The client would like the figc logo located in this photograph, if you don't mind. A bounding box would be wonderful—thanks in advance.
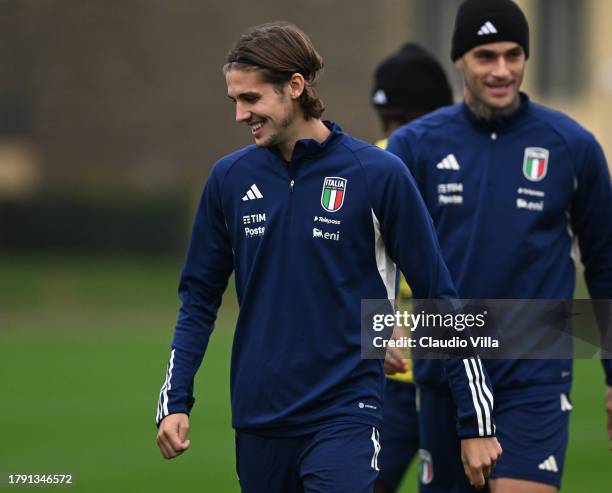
[321,177,347,213]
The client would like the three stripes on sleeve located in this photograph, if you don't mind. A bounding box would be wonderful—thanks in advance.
[156,349,175,425]
[463,357,495,436]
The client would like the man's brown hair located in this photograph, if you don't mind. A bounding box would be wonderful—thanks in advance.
[225,22,325,120]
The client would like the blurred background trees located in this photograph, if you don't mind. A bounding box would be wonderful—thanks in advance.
[2,0,611,254]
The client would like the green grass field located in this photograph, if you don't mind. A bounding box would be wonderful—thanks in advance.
[0,256,609,492]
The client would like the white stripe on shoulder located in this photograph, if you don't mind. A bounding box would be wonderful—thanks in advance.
[370,210,397,300]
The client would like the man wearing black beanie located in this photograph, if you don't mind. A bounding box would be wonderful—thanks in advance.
[387,0,612,492]
[372,43,454,142]
[451,0,529,63]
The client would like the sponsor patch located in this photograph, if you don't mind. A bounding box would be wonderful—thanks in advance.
[313,227,340,242]
[516,198,544,211]
[313,215,341,225]
[244,226,265,238]
[439,195,463,205]
[243,213,266,225]
[517,187,545,198]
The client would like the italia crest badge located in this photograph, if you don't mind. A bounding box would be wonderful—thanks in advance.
[418,449,434,485]
[321,177,347,212]
[522,147,549,182]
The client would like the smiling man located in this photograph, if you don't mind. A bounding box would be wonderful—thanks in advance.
[387,1,612,492]
[154,22,501,493]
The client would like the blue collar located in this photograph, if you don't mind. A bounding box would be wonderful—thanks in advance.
[269,120,344,162]
[462,92,530,132]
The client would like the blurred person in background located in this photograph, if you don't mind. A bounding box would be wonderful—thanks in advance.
[370,43,454,493]
[387,0,612,492]
[372,43,454,148]
[154,21,501,493]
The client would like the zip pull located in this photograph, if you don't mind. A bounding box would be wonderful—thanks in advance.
[290,179,295,190]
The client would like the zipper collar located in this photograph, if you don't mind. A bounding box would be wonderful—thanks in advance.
[269,121,344,162]
[461,92,530,133]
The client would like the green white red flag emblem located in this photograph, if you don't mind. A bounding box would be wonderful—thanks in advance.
[418,449,434,485]
[321,177,347,212]
[523,147,549,182]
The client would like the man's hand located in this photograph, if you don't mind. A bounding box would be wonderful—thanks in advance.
[384,346,408,375]
[384,326,409,375]
[156,413,191,459]
[606,386,612,450]
[460,436,502,488]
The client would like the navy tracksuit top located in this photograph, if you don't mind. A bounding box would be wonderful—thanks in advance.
[387,94,612,392]
[156,122,495,439]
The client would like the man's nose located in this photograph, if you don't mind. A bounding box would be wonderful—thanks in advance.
[235,102,251,123]
[492,57,511,78]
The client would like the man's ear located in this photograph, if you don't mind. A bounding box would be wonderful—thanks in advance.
[455,57,465,70]
[287,73,305,99]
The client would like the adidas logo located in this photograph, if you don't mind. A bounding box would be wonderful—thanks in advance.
[478,21,498,35]
[242,184,263,201]
[436,154,460,170]
[560,393,573,412]
[538,455,559,473]
[372,89,387,105]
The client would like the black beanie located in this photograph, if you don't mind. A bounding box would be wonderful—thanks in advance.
[372,43,453,113]
[451,0,529,61]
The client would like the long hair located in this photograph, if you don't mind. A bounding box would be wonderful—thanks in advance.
[224,22,325,120]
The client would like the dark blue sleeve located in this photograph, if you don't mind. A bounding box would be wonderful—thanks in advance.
[363,148,496,438]
[387,129,420,183]
[570,139,612,386]
[364,151,452,300]
[571,139,612,298]
[156,166,234,425]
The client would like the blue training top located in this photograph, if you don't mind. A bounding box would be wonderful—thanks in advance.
[387,93,612,391]
[156,121,495,439]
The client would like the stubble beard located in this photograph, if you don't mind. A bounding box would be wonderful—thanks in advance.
[260,103,297,148]
[465,77,520,121]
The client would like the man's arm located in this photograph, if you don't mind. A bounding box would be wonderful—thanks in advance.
[361,147,501,486]
[571,140,612,301]
[570,138,612,447]
[155,165,234,458]
[364,147,494,434]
